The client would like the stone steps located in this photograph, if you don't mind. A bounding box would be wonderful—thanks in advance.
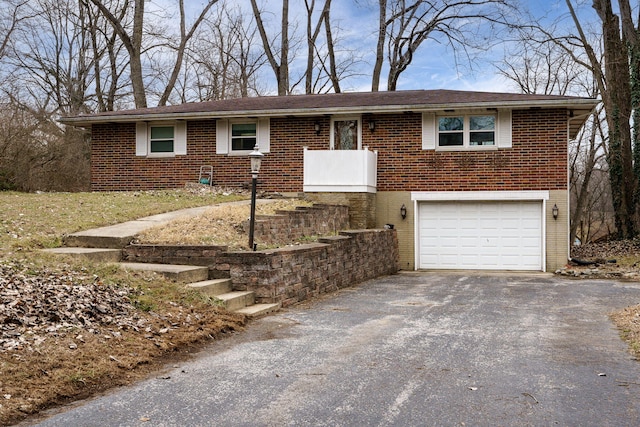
[42,247,122,263]
[235,303,282,317]
[187,278,233,295]
[42,250,281,317]
[42,201,286,318]
[119,262,210,283]
[186,278,281,317]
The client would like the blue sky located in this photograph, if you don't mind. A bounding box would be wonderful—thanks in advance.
[177,0,594,95]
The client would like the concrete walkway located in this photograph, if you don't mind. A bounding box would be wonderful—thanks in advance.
[40,199,284,256]
[29,272,640,426]
[63,199,273,247]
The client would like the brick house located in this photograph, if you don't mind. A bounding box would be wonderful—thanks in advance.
[61,89,598,272]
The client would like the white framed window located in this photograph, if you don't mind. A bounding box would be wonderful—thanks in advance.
[216,118,270,155]
[437,114,496,149]
[330,116,362,150]
[230,121,257,153]
[135,121,186,157]
[422,110,512,150]
[149,125,175,153]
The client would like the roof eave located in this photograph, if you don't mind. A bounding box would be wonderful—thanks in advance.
[59,98,600,127]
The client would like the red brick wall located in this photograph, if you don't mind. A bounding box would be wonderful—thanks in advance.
[90,109,567,192]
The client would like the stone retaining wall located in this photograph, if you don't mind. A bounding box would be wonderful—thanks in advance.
[122,244,229,265]
[252,204,349,245]
[215,229,398,307]
[122,244,230,277]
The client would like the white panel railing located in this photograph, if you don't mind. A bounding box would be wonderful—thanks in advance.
[303,147,377,193]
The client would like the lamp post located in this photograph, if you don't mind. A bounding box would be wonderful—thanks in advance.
[248,145,264,251]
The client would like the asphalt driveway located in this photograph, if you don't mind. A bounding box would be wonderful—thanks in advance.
[30,272,640,426]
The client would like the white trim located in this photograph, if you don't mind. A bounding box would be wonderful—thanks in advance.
[411,190,550,201]
[64,97,598,127]
[147,122,178,158]
[136,121,186,157]
[257,117,270,153]
[542,199,547,271]
[412,190,549,272]
[304,184,376,193]
[216,118,271,155]
[422,112,436,150]
[135,122,148,156]
[174,121,187,155]
[435,113,498,151]
[216,119,229,154]
[330,115,362,150]
[497,109,512,148]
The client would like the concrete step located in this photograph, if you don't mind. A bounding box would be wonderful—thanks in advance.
[41,247,122,263]
[235,303,282,318]
[119,262,209,283]
[63,234,134,249]
[216,291,255,312]
[186,278,233,296]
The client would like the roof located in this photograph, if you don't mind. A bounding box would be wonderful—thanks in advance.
[60,89,598,137]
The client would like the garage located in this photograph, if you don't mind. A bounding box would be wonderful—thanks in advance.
[417,200,544,271]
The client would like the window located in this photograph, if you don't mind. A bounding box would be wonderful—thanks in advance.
[331,116,361,150]
[437,115,496,149]
[231,122,257,151]
[135,121,186,157]
[149,125,174,153]
[215,118,270,155]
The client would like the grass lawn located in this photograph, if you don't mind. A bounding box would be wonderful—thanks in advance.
[0,189,254,426]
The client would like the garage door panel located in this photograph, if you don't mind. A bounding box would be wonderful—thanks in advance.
[418,201,542,271]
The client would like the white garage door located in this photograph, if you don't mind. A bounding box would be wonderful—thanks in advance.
[418,201,543,270]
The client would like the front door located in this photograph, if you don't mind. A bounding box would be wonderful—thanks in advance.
[333,119,358,150]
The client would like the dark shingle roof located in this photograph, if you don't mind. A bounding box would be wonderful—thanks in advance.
[61,89,598,128]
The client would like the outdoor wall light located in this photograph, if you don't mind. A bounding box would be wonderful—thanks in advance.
[552,204,559,220]
[369,120,376,132]
[314,121,321,135]
[400,204,407,220]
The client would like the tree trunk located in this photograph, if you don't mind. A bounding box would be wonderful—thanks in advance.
[88,0,147,108]
[371,0,387,92]
[157,0,218,106]
[593,0,635,238]
[250,0,289,95]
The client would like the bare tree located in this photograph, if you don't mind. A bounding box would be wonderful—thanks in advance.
[250,0,291,95]
[304,0,342,94]
[497,30,606,245]
[561,0,636,239]
[0,0,94,191]
[156,0,219,106]
[0,1,32,62]
[569,108,608,244]
[81,0,129,112]
[371,0,387,91]
[88,0,218,108]
[87,0,147,108]
[187,3,266,100]
[372,0,514,91]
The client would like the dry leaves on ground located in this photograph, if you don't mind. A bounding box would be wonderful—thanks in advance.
[0,260,246,425]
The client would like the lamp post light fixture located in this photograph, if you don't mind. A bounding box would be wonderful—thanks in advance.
[248,145,264,251]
